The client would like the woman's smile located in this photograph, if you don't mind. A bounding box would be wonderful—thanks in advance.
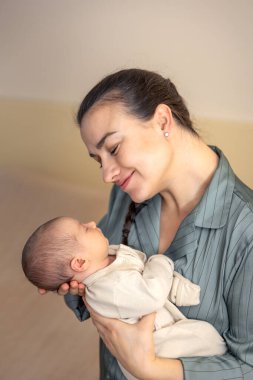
[116,171,135,191]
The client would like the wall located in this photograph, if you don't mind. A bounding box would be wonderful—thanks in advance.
[1,1,252,190]
[0,98,109,193]
[1,0,253,122]
[1,97,253,190]
[199,118,253,187]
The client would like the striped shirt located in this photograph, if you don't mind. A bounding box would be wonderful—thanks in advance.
[65,146,253,380]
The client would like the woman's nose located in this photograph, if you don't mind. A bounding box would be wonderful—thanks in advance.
[102,161,120,183]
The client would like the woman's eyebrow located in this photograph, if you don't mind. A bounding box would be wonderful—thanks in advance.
[96,131,116,149]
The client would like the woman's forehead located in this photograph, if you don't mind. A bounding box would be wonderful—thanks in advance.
[80,102,135,142]
[82,102,127,127]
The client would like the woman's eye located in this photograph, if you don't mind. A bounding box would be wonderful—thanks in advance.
[93,156,102,168]
[110,145,119,155]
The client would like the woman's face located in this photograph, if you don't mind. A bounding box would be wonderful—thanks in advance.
[80,102,173,203]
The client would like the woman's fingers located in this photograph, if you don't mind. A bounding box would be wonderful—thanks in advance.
[57,281,85,296]
[77,282,85,296]
[138,312,156,331]
[57,282,70,296]
[38,288,47,295]
[82,297,157,378]
[38,282,85,297]
[68,280,78,295]
[57,282,85,296]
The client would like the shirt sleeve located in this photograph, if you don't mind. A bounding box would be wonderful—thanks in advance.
[64,293,90,321]
[114,255,174,318]
[180,240,253,380]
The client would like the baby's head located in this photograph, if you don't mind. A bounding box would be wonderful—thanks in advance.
[22,216,109,291]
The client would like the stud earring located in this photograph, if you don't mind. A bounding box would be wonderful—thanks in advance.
[164,132,169,138]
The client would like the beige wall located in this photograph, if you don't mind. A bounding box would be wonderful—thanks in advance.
[0,98,110,193]
[1,98,253,190]
[198,118,253,188]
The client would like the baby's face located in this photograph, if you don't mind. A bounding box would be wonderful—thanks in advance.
[59,218,109,262]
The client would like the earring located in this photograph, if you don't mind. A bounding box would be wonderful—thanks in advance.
[164,132,169,138]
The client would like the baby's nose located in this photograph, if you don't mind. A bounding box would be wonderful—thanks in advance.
[87,221,96,228]
[81,221,96,229]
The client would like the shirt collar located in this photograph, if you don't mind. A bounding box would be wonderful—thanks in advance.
[128,146,235,259]
[194,146,235,229]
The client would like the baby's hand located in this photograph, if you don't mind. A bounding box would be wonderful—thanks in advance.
[38,281,85,297]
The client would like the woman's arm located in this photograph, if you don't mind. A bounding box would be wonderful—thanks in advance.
[84,242,253,380]
[85,299,184,380]
[180,240,253,380]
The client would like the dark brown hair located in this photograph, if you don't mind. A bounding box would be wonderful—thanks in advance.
[77,68,198,245]
[22,217,76,291]
[77,68,196,134]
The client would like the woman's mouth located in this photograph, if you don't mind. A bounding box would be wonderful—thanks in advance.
[117,172,135,190]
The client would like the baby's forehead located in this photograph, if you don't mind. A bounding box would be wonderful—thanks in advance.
[55,217,79,232]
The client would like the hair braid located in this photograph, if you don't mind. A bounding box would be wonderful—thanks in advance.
[121,201,137,245]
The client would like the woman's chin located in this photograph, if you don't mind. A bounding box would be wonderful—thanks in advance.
[127,189,150,204]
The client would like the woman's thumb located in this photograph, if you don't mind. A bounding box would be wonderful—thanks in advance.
[139,312,156,330]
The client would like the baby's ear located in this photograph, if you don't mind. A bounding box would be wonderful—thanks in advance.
[70,257,88,272]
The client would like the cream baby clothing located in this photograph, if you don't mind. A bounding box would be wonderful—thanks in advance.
[84,244,226,380]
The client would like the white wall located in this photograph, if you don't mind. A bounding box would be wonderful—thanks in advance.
[0,0,253,122]
[0,0,253,189]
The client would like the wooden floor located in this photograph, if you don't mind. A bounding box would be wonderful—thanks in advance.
[0,169,109,380]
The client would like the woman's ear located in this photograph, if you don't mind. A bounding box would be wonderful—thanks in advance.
[70,256,89,272]
[154,104,173,135]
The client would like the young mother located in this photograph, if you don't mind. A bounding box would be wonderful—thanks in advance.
[43,69,253,379]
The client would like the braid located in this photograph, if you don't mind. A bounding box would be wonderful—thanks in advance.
[121,202,137,245]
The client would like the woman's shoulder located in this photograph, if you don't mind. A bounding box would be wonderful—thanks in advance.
[234,176,253,213]
[228,176,253,247]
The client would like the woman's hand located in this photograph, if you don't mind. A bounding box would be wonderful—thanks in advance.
[38,280,85,297]
[83,297,157,379]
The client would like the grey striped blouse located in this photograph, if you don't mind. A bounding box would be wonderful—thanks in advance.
[65,146,253,380]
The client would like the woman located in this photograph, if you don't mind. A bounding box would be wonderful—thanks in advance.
[42,69,253,379]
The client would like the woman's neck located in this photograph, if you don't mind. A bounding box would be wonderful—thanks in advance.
[160,134,219,219]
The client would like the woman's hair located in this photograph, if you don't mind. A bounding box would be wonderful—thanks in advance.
[77,68,198,245]
[77,68,196,135]
[22,217,77,291]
